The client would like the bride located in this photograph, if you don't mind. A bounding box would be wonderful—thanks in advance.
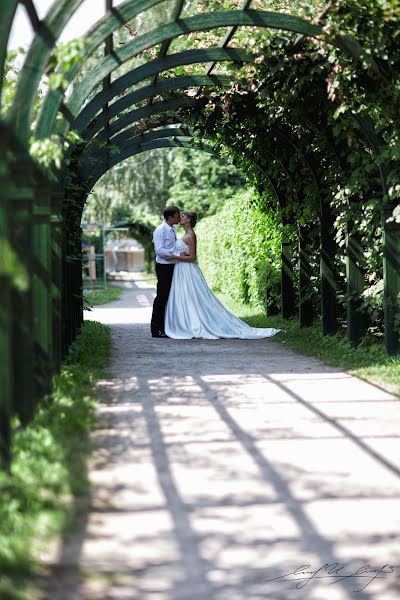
[164,211,282,340]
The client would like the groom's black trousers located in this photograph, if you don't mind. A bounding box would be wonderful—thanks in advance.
[151,262,175,335]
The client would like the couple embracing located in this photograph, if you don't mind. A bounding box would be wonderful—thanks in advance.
[150,205,282,340]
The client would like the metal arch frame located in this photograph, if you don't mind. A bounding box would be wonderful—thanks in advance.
[81,138,216,199]
[78,72,356,173]
[81,71,352,170]
[76,73,359,199]
[76,88,326,204]
[79,128,303,228]
[76,61,385,196]
[81,73,233,139]
[81,124,192,173]
[80,79,237,167]
[9,0,166,141]
[74,67,350,225]
[0,0,18,100]
[85,120,319,212]
[39,9,324,140]
[79,98,333,185]
[5,1,381,146]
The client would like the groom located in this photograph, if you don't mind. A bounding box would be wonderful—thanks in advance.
[150,205,181,337]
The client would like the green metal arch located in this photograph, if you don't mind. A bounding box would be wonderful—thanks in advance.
[83,119,320,209]
[0,0,18,101]
[82,93,330,187]
[78,75,357,197]
[74,48,254,135]
[80,69,352,169]
[7,0,378,148]
[77,88,329,201]
[82,73,232,139]
[9,0,84,140]
[39,9,323,140]
[90,97,198,146]
[80,132,296,220]
[82,125,191,170]
[10,0,166,142]
[83,137,216,196]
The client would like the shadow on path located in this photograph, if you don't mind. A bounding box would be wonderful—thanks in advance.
[37,280,400,600]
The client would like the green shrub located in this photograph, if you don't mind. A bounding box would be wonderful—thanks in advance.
[0,320,111,597]
[196,188,282,309]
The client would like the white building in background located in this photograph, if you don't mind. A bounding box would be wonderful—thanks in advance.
[105,239,145,274]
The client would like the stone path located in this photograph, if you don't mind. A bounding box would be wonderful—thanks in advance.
[42,276,400,599]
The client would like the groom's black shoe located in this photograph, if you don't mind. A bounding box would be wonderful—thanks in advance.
[152,330,169,338]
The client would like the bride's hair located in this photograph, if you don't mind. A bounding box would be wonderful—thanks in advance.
[182,211,197,228]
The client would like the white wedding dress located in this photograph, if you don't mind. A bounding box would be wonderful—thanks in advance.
[165,239,282,340]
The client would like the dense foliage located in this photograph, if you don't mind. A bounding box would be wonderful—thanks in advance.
[197,189,282,308]
[175,0,400,332]
[168,148,246,216]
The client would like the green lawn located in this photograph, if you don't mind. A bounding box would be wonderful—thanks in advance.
[84,275,156,308]
[217,292,400,397]
[83,282,124,307]
[0,321,111,599]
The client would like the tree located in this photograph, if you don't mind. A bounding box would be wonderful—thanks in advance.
[168,148,246,216]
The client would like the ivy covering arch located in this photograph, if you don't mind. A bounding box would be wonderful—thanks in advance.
[1,0,399,467]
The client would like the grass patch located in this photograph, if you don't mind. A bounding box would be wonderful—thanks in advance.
[83,274,157,308]
[83,283,124,307]
[140,274,157,287]
[217,292,400,396]
[0,320,111,598]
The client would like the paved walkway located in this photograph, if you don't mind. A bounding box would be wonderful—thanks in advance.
[43,277,400,599]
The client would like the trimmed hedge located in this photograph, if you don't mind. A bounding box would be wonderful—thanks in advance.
[196,189,282,309]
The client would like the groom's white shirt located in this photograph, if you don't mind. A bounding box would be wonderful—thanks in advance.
[153,220,177,264]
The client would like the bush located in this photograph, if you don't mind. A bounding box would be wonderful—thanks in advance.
[196,188,282,309]
[0,320,111,597]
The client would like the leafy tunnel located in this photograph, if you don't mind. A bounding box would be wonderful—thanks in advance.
[1,0,399,466]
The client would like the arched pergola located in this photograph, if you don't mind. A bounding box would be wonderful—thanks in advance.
[1,0,399,468]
